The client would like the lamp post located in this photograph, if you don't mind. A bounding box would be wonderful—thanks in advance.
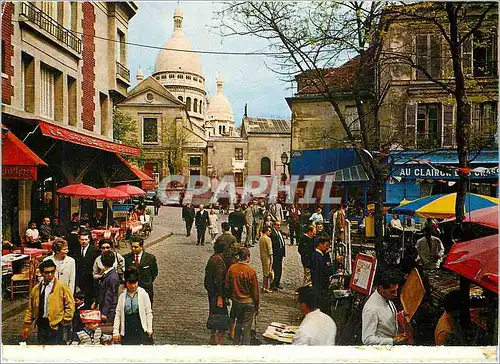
[280,151,289,183]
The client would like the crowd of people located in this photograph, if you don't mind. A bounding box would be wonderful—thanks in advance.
[17,198,485,347]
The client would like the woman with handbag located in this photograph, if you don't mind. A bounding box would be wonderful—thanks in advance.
[204,243,229,345]
[208,208,220,244]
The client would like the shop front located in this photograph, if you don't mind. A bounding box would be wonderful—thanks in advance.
[2,117,143,240]
[386,150,498,205]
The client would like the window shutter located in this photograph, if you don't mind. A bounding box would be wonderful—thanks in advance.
[430,35,441,79]
[416,34,428,80]
[462,36,473,76]
[442,104,453,147]
[406,104,416,146]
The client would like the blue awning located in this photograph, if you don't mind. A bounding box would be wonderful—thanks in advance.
[389,149,498,165]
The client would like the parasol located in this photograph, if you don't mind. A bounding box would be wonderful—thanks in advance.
[97,187,130,201]
[392,193,498,219]
[442,206,498,229]
[56,183,104,199]
[114,184,147,197]
[443,234,498,294]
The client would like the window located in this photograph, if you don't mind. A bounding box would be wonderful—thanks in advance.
[189,156,201,166]
[155,75,160,80]
[344,105,360,133]
[177,74,183,79]
[193,98,198,112]
[178,96,183,102]
[462,31,497,77]
[40,2,57,18]
[1,41,5,74]
[234,148,243,160]
[70,2,78,31]
[471,102,497,139]
[186,75,191,80]
[161,74,167,79]
[168,73,175,79]
[199,100,203,114]
[100,92,109,136]
[186,97,191,111]
[68,75,77,126]
[416,103,441,148]
[193,76,198,81]
[234,172,243,188]
[21,53,34,113]
[142,117,158,143]
[40,63,55,119]
[416,34,441,79]
[116,29,125,64]
[260,157,271,175]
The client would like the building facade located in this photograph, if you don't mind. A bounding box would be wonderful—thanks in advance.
[1,1,140,241]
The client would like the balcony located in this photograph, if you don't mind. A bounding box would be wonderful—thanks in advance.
[19,2,81,54]
[232,158,246,172]
[116,62,130,83]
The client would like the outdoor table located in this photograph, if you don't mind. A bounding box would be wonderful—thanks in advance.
[128,221,143,234]
[91,228,121,245]
[2,254,29,276]
[13,248,46,258]
[41,242,52,252]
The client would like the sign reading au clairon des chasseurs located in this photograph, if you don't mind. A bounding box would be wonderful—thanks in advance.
[393,165,499,180]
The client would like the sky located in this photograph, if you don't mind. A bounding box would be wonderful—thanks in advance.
[127,1,293,125]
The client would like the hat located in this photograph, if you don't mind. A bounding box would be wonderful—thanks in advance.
[80,309,101,323]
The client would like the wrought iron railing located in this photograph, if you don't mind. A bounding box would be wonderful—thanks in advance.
[20,2,82,54]
[116,61,130,82]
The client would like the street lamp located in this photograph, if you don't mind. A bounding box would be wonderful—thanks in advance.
[280,151,289,183]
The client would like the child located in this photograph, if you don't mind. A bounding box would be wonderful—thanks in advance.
[72,310,113,345]
[72,292,89,336]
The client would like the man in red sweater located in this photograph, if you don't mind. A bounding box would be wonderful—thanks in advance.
[224,247,259,345]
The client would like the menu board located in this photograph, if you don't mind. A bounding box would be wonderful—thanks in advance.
[349,253,377,295]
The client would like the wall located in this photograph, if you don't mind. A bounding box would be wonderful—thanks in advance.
[246,133,290,176]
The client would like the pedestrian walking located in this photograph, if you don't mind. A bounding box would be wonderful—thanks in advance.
[270,220,286,291]
[415,227,445,271]
[96,250,120,324]
[334,205,347,243]
[195,204,209,246]
[113,267,153,345]
[43,238,76,294]
[228,204,245,244]
[255,201,266,241]
[287,203,302,245]
[309,207,324,225]
[22,259,75,345]
[204,243,229,345]
[208,208,220,244]
[92,239,125,283]
[123,236,158,304]
[268,201,284,222]
[75,229,100,306]
[243,201,254,247]
[182,203,196,237]
[153,194,161,216]
[292,286,337,345]
[214,222,239,268]
[258,226,273,293]
[251,200,261,243]
[298,225,316,287]
[310,235,334,314]
[225,248,259,345]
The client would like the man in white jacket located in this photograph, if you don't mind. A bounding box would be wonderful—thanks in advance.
[113,267,153,345]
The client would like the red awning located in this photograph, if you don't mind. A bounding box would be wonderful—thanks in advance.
[444,234,498,294]
[39,121,140,157]
[2,128,47,180]
[116,154,156,191]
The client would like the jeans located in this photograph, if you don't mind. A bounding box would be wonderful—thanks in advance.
[232,302,255,345]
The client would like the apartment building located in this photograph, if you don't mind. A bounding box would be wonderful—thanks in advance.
[1,1,142,241]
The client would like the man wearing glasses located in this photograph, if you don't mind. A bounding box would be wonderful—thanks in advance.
[93,239,125,283]
[270,220,286,291]
[22,259,75,344]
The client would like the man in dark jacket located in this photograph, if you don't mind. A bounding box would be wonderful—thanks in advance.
[214,222,239,268]
[310,235,334,315]
[123,236,158,304]
[39,217,54,242]
[182,203,196,237]
[75,229,100,306]
[228,205,245,244]
[195,204,209,246]
[204,243,228,345]
[270,220,286,291]
[97,250,120,324]
[298,225,316,287]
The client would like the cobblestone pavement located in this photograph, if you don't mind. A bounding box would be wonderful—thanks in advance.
[2,206,304,346]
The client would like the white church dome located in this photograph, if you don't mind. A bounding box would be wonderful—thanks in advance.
[207,75,234,122]
[154,7,203,77]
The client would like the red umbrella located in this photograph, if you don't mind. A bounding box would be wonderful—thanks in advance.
[97,187,130,201]
[56,184,104,199]
[114,184,147,197]
[442,206,498,229]
[444,234,498,294]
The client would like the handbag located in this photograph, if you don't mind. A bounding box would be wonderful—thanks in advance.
[207,306,229,331]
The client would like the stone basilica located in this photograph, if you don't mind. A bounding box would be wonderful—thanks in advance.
[116,7,290,190]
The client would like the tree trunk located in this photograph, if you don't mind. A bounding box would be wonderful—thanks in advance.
[447,2,469,226]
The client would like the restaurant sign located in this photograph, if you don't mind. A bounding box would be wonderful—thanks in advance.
[3,165,37,180]
[40,122,140,157]
[394,165,499,180]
